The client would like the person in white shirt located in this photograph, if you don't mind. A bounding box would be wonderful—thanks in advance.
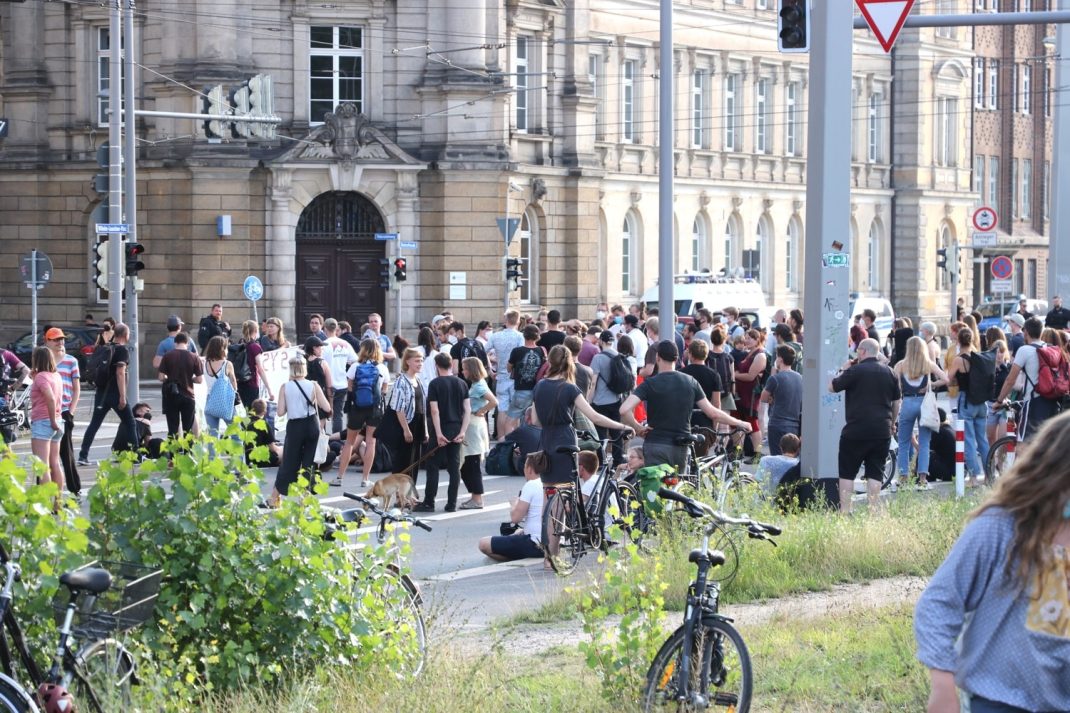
[323,318,358,434]
[622,314,647,366]
[477,453,545,561]
[486,309,526,438]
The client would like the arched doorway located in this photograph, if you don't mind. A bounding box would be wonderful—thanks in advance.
[296,191,387,332]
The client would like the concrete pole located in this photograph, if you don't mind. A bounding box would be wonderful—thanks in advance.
[1049,0,1069,302]
[504,185,511,316]
[656,0,674,321]
[30,250,38,349]
[800,1,853,497]
[107,1,123,321]
[123,0,140,403]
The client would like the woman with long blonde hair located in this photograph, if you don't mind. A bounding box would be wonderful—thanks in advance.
[893,336,947,489]
[916,411,1070,713]
[458,357,497,509]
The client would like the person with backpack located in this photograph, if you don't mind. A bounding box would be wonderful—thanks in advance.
[590,329,633,465]
[336,338,390,488]
[157,332,203,441]
[266,356,332,508]
[78,322,139,464]
[197,303,231,352]
[506,325,546,426]
[706,327,736,415]
[996,317,1067,441]
[233,320,268,408]
[946,327,994,484]
[449,322,490,377]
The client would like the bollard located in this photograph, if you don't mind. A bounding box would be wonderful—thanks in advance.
[955,416,965,498]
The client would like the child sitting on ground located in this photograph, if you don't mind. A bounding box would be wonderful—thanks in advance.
[755,433,801,497]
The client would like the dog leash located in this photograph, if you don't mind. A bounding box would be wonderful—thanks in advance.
[400,442,444,476]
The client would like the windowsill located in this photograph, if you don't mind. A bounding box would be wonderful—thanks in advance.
[514,131,553,142]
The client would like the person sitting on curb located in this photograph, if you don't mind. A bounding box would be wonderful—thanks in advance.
[477,453,545,562]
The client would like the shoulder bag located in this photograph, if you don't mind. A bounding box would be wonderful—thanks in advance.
[919,374,941,431]
[204,361,236,421]
[294,381,330,464]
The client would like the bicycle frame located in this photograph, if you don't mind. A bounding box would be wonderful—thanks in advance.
[673,522,729,705]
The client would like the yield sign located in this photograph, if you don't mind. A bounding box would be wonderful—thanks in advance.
[856,0,916,53]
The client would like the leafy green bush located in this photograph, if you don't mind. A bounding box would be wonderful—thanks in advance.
[87,435,416,702]
[0,444,90,656]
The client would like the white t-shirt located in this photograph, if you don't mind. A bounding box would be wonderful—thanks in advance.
[346,361,391,394]
[519,478,545,543]
[325,337,358,390]
[1012,341,1046,401]
[625,328,648,366]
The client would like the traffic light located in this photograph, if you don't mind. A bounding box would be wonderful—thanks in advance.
[125,241,145,276]
[778,0,810,53]
[505,257,524,293]
[393,257,408,282]
[203,84,230,138]
[94,239,109,290]
[378,258,391,289]
[936,248,948,272]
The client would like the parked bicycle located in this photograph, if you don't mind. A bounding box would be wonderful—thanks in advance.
[642,488,780,712]
[334,492,431,676]
[0,541,162,712]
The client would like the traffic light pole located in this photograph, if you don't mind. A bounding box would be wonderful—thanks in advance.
[122,0,140,403]
[106,1,123,321]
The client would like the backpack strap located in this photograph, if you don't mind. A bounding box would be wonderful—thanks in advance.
[294,381,316,416]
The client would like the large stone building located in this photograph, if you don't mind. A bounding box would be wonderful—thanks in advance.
[0,0,1030,371]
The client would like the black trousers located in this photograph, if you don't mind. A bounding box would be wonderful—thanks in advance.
[400,413,427,487]
[275,415,320,496]
[238,382,260,410]
[163,391,196,439]
[593,400,624,465]
[461,454,484,495]
[422,441,462,507]
[79,386,137,460]
[60,410,81,494]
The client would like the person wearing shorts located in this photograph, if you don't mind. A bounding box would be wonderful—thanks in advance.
[28,346,64,500]
[477,453,545,561]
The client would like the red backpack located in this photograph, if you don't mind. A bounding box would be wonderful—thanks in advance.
[1029,344,1070,400]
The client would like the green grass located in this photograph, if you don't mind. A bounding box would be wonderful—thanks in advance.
[519,489,978,622]
[195,603,925,712]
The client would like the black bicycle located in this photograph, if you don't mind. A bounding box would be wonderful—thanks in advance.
[642,488,780,712]
[0,541,161,712]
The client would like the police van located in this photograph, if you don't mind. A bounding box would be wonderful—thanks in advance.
[640,275,772,327]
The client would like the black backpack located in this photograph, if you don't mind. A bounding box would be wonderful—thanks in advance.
[601,352,636,395]
[228,343,254,384]
[87,344,115,389]
[991,354,1012,402]
[457,337,489,371]
[706,350,733,397]
[965,350,997,405]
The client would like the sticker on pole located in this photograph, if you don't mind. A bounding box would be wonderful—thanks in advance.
[972,206,998,232]
[855,0,916,53]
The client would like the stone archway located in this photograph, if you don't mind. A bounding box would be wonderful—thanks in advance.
[295,191,387,333]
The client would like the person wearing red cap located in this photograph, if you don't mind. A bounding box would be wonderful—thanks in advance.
[44,328,81,494]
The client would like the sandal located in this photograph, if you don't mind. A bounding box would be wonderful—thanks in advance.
[459,500,484,510]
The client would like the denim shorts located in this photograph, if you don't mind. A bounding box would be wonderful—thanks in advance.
[986,402,1009,428]
[495,378,516,414]
[30,419,61,442]
[507,389,534,419]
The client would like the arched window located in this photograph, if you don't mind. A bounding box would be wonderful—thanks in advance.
[692,214,709,272]
[754,215,773,291]
[867,220,882,292]
[518,208,538,304]
[622,211,638,294]
[724,214,740,275]
[785,216,802,292]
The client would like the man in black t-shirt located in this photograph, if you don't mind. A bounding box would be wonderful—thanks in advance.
[536,310,567,351]
[829,338,901,513]
[1045,295,1070,330]
[415,352,471,513]
[449,321,489,375]
[157,332,204,439]
[620,341,750,471]
[507,325,546,421]
[78,322,139,464]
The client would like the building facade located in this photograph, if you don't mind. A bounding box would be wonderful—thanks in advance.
[0,0,1015,371]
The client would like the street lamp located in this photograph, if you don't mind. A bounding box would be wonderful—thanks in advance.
[504,180,525,313]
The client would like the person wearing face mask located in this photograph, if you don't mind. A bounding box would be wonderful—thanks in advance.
[609,305,627,336]
[594,303,609,322]
[113,402,163,459]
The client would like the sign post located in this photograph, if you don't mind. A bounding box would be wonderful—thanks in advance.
[20,250,53,349]
[243,275,264,323]
[990,256,1014,322]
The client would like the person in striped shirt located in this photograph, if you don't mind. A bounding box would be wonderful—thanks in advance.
[44,328,81,495]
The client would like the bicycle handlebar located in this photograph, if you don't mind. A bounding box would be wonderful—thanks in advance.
[656,487,782,538]
[342,492,433,533]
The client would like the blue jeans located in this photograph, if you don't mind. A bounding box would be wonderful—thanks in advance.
[897,395,931,477]
[957,395,989,476]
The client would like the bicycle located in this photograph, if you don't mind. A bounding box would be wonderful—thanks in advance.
[642,488,781,712]
[333,491,432,676]
[0,541,162,712]
[541,433,642,576]
[985,400,1024,486]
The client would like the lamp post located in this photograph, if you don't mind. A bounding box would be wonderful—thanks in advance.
[503,180,525,314]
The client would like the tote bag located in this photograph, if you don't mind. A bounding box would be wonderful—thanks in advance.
[205,364,237,421]
[920,377,941,431]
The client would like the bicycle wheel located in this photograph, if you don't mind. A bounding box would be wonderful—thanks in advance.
[0,676,36,713]
[880,447,897,490]
[643,619,752,712]
[381,571,427,677]
[71,638,135,712]
[985,436,1017,486]
[541,489,584,576]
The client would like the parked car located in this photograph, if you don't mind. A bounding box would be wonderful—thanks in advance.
[7,326,102,382]
[976,298,1047,333]
[641,275,773,328]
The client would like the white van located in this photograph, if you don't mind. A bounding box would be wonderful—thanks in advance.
[848,293,895,346]
[640,275,772,327]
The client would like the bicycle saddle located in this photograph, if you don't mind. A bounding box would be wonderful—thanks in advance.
[59,567,112,594]
[674,433,706,446]
[556,444,580,455]
[688,548,726,567]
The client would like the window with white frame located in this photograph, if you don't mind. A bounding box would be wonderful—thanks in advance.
[757,0,768,8]
[519,210,536,304]
[589,54,603,140]
[1022,158,1032,220]
[936,0,955,38]
[515,36,530,132]
[622,212,637,293]
[309,26,363,124]
[867,221,881,290]
[692,70,706,148]
[691,215,708,272]
[785,218,800,291]
[974,58,985,108]
[987,59,999,110]
[1012,64,1020,112]
[989,157,1000,209]
[1012,158,1019,218]
[1021,63,1031,114]
[622,59,636,143]
[753,216,770,287]
[97,28,125,127]
[724,73,739,151]
[936,97,958,167]
[786,81,799,156]
[724,215,739,274]
[974,155,985,203]
[867,92,881,163]
[755,78,770,154]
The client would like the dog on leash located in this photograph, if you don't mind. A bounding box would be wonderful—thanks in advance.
[364,473,419,510]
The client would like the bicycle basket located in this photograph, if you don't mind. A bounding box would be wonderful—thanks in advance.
[51,561,163,640]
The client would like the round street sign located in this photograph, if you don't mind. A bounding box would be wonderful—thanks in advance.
[19,251,53,289]
[990,255,1013,280]
[972,206,998,232]
[243,275,264,302]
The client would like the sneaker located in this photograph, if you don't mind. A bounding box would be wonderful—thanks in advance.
[413,502,435,513]
[76,457,93,467]
[444,503,457,513]
[329,479,343,487]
